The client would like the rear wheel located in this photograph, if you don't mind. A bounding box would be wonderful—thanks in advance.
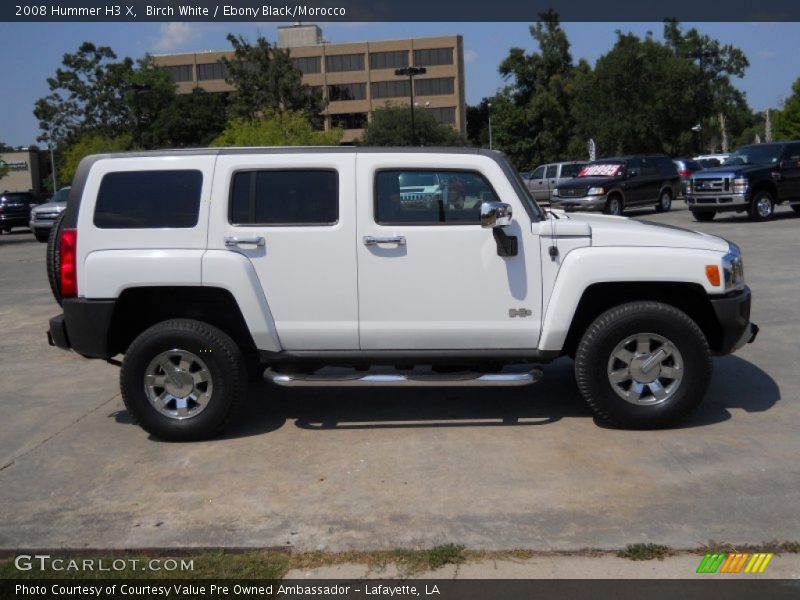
[574,301,711,429]
[692,211,716,222]
[748,190,775,221]
[655,189,672,213]
[604,195,623,216]
[120,319,246,441]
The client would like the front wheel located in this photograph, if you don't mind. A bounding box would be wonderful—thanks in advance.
[691,210,716,222]
[120,319,246,441]
[574,302,711,429]
[603,195,623,216]
[748,190,775,221]
[655,189,672,213]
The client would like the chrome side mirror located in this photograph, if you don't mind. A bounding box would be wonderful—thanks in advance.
[480,201,513,229]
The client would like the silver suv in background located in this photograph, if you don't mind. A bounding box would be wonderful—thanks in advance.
[522,161,586,204]
[30,186,70,242]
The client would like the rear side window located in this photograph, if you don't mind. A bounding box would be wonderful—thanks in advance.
[545,165,558,179]
[230,170,338,225]
[94,170,202,229]
[656,157,678,176]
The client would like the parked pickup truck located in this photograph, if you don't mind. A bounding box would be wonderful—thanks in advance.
[46,148,757,441]
[523,161,586,204]
[686,141,800,221]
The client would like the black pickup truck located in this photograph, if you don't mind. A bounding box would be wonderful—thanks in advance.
[686,141,800,221]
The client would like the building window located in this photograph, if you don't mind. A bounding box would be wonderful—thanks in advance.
[371,80,411,99]
[94,170,203,229]
[196,62,229,81]
[292,56,321,74]
[328,83,367,102]
[369,50,409,70]
[230,170,338,226]
[414,77,455,96]
[164,65,193,83]
[428,106,456,125]
[325,53,365,73]
[413,48,454,67]
[330,113,368,130]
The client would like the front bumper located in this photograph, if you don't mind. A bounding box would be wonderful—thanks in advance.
[686,193,749,212]
[709,285,758,354]
[550,195,607,211]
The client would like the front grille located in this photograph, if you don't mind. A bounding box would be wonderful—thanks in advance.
[558,187,587,198]
[691,177,730,194]
[34,212,60,221]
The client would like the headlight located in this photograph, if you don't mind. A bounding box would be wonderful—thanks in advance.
[587,187,605,196]
[722,242,745,291]
[732,177,749,195]
[551,188,559,197]
[685,179,693,194]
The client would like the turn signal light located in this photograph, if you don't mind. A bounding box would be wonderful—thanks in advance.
[705,265,721,287]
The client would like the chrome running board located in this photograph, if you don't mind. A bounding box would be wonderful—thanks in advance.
[265,368,542,388]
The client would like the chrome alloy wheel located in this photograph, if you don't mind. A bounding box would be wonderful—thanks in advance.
[144,349,213,419]
[606,333,684,406]
[755,195,773,218]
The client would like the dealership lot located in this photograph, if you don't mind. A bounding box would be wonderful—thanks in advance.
[0,204,798,553]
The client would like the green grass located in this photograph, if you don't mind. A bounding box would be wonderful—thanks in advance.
[701,540,800,555]
[616,543,673,561]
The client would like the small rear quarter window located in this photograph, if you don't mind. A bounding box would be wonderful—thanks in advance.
[94,170,203,229]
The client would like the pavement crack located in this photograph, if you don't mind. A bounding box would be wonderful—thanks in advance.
[0,395,118,472]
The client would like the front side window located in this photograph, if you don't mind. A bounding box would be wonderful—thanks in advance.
[230,170,338,226]
[545,165,558,179]
[94,170,202,229]
[375,169,499,225]
[531,166,545,180]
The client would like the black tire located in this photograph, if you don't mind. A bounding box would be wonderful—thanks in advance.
[46,212,66,306]
[748,190,775,221]
[34,229,50,243]
[655,189,672,213]
[692,211,716,222]
[603,194,623,216]
[574,301,712,429]
[120,319,246,441]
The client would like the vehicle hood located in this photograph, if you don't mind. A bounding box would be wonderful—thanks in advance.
[556,176,619,189]
[554,211,729,252]
[31,201,67,213]
[693,164,769,178]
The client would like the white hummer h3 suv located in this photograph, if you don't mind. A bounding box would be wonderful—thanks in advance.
[46,148,757,441]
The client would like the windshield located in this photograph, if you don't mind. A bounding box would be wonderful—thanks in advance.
[723,144,783,166]
[399,173,438,187]
[560,163,586,178]
[578,163,624,177]
[51,188,70,203]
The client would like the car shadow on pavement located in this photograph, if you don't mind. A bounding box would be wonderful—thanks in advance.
[200,355,780,439]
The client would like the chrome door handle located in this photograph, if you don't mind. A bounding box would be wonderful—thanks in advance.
[224,236,265,247]
[363,235,406,246]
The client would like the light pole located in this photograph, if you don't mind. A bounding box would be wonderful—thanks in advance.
[395,66,427,145]
[487,102,493,150]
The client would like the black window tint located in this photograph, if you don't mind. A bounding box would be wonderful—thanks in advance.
[328,83,366,101]
[230,170,337,226]
[429,106,456,125]
[641,159,657,176]
[94,170,202,229]
[371,80,411,99]
[325,53,365,73]
[376,170,499,225]
[560,163,585,178]
[330,113,368,130]
[783,143,800,161]
[197,62,229,81]
[413,48,454,67]
[292,56,321,74]
[415,77,455,96]
[164,65,193,82]
[531,166,545,179]
[545,165,558,179]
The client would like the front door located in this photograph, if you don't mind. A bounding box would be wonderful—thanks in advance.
[528,166,548,201]
[355,153,543,350]
[208,153,359,350]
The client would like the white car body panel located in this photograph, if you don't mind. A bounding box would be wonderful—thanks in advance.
[82,250,204,298]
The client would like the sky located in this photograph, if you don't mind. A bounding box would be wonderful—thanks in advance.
[1,21,798,146]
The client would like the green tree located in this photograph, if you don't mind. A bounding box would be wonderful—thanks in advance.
[59,132,135,184]
[0,141,14,152]
[0,161,8,181]
[492,11,581,169]
[149,89,229,148]
[360,105,465,146]
[466,100,491,148]
[222,34,324,122]
[123,55,180,148]
[34,42,135,146]
[210,109,342,147]
[774,78,800,140]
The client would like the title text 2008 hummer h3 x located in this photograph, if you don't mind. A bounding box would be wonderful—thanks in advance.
[46,148,757,441]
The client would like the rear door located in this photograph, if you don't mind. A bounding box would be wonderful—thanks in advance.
[207,152,359,350]
[780,143,800,200]
[639,157,661,205]
[544,164,558,198]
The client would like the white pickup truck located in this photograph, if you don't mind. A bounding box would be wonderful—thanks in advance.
[46,148,757,441]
